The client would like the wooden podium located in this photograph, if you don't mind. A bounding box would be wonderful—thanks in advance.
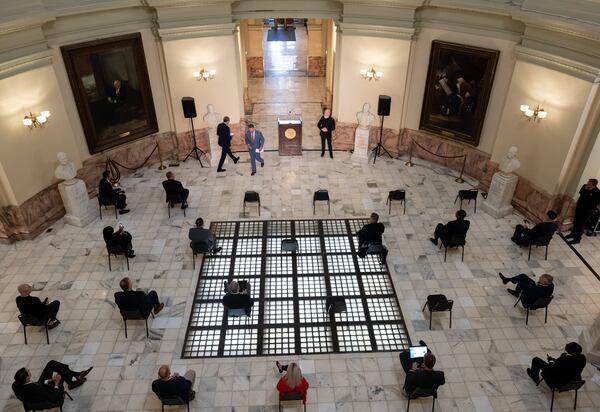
[278,118,302,156]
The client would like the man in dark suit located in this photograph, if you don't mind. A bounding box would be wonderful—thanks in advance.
[245,124,265,176]
[527,342,586,386]
[216,116,240,172]
[222,281,254,316]
[357,212,388,260]
[512,210,558,246]
[98,170,129,214]
[189,217,221,253]
[499,272,554,307]
[152,365,196,402]
[12,361,92,407]
[162,171,189,209]
[403,353,445,397]
[16,284,60,329]
[114,277,164,318]
[566,178,600,244]
[103,224,135,258]
[430,209,470,246]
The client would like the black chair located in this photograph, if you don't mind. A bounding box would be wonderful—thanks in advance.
[98,196,118,220]
[313,189,330,215]
[406,387,438,412]
[279,391,306,412]
[281,239,298,252]
[191,241,210,270]
[118,308,154,339]
[528,234,553,261]
[227,307,251,318]
[441,234,466,262]
[539,378,585,411]
[18,314,49,344]
[455,189,478,213]
[326,297,347,314]
[513,294,553,325]
[243,191,260,216]
[15,386,73,412]
[366,243,387,265]
[387,190,406,214]
[106,244,130,271]
[158,395,190,412]
[162,183,187,218]
[422,294,453,330]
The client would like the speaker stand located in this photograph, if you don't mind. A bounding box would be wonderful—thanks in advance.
[183,117,205,167]
[371,115,392,164]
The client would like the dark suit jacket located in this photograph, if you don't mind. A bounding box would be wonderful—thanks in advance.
[222,293,254,310]
[576,185,600,211]
[115,290,153,317]
[544,353,587,387]
[443,219,470,243]
[98,178,117,203]
[528,221,558,242]
[16,296,46,320]
[12,381,64,407]
[358,222,385,245]
[521,283,554,308]
[317,116,336,138]
[404,369,445,395]
[217,123,232,148]
[152,376,192,401]
[162,179,186,199]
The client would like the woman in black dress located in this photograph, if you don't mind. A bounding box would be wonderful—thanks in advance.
[317,107,336,158]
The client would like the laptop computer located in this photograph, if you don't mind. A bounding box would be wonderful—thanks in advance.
[408,346,428,362]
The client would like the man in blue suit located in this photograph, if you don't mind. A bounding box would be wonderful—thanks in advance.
[245,124,265,176]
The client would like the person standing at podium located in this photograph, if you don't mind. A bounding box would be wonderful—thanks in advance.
[245,124,265,176]
[317,107,336,158]
[216,116,240,172]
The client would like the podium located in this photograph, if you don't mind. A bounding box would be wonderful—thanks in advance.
[278,118,302,156]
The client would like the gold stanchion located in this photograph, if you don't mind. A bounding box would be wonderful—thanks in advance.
[156,138,166,170]
[405,140,414,166]
[455,155,466,183]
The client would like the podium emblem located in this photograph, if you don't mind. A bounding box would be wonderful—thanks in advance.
[284,128,296,140]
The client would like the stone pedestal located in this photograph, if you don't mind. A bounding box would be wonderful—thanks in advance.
[351,127,370,162]
[208,127,218,167]
[580,314,600,364]
[481,172,518,218]
[58,179,96,227]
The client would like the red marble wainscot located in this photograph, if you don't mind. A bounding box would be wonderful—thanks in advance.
[246,57,264,78]
[308,56,326,77]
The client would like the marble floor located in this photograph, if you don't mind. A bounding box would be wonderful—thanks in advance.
[1,152,600,411]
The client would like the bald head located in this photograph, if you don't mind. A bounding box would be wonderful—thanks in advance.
[158,365,170,380]
[539,274,554,286]
[17,284,32,297]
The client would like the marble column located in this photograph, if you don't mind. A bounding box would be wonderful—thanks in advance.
[58,179,97,227]
[351,127,370,162]
[246,19,264,77]
[307,19,325,77]
[481,171,518,218]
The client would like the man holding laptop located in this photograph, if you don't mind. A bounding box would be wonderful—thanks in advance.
[400,341,446,397]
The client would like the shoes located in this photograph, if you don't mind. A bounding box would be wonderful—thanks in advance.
[234,157,240,164]
[499,272,509,285]
[79,367,93,380]
[68,377,86,390]
[47,319,61,330]
[321,153,325,157]
[564,233,574,240]
[189,390,196,401]
[128,251,136,258]
[429,238,438,246]
[181,203,188,209]
[43,297,49,305]
[213,247,222,253]
[169,203,174,208]
[276,361,284,373]
[526,368,540,384]
[507,288,520,297]
[217,168,226,172]
[419,340,427,347]
[154,303,165,315]
[569,239,581,245]
[251,172,256,176]
[119,209,130,215]
[330,154,334,159]
[261,161,264,168]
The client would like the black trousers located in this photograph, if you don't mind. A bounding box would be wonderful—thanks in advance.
[506,273,535,293]
[321,135,333,157]
[38,360,80,386]
[529,356,550,379]
[114,193,127,210]
[433,223,448,244]
[570,207,594,241]
[218,147,237,170]
[140,290,161,317]
[512,224,532,246]
[43,301,60,322]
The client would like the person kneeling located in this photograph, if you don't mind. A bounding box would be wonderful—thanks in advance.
[526,342,586,386]
[115,277,165,317]
[16,283,61,329]
[152,364,196,402]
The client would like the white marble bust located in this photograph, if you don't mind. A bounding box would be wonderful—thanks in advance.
[54,152,77,183]
[499,146,521,174]
[356,103,375,129]
[203,104,221,129]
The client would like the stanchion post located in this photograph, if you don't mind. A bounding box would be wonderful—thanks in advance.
[156,139,166,170]
[455,155,466,183]
[405,140,414,167]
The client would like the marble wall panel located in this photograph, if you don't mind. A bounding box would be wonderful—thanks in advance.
[246,57,264,78]
[308,56,325,77]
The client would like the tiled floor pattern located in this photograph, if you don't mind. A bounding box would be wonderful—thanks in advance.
[183,219,409,358]
[0,152,599,411]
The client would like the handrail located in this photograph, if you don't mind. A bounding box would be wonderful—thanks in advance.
[405,139,466,183]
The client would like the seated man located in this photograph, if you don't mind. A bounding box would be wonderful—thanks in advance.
[403,353,445,397]
[98,170,129,214]
[357,212,388,260]
[224,280,251,295]
[162,171,189,209]
[16,284,61,329]
[499,272,554,307]
[12,361,92,406]
[527,342,586,386]
[189,217,222,253]
[222,281,254,316]
[103,224,135,258]
[152,364,196,402]
[114,277,164,317]
[512,210,558,246]
[430,209,470,246]
[399,340,432,374]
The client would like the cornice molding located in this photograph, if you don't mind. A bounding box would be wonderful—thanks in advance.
[337,22,415,40]
[157,23,237,41]
[515,45,600,83]
[0,49,53,81]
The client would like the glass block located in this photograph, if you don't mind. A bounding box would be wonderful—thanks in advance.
[236,238,263,255]
[210,222,237,238]
[297,276,326,297]
[348,219,369,235]
[362,274,394,295]
[182,329,220,357]
[298,299,328,323]
[295,220,319,235]
[297,255,323,274]
[223,328,258,356]
[358,254,385,273]
[266,256,293,275]
[190,302,224,327]
[238,221,263,237]
[264,300,294,324]
[233,257,262,277]
[263,327,295,355]
[337,324,372,352]
[267,221,292,236]
[300,326,333,353]
[322,219,348,235]
[296,237,321,254]
[330,275,360,296]
[264,277,294,299]
[373,323,410,351]
[367,298,402,321]
[334,298,366,322]
[324,236,352,253]
[326,255,355,273]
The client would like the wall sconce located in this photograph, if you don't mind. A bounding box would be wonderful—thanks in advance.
[520,104,547,122]
[359,67,383,81]
[192,68,217,81]
[23,110,51,129]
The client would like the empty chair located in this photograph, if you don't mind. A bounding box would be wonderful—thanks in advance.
[162,184,187,218]
[106,243,130,271]
[98,196,118,220]
[313,189,330,214]
[227,307,251,317]
[158,395,190,412]
[441,233,466,262]
[514,293,553,325]
[422,294,453,330]
[406,387,438,412]
[455,189,478,213]
[281,239,298,252]
[18,314,50,345]
[387,190,406,214]
[326,297,347,314]
[117,308,154,339]
[528,233,553,261]
[243,191,261,216]
[191,241,210,270]
[279,391,306,412]
[541,379,585,411]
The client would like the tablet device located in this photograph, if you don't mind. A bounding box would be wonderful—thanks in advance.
[409,346,428,361]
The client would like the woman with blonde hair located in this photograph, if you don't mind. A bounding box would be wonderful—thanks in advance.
[276,361,309,402]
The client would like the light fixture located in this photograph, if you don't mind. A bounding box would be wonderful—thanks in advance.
[520,104,547,122]
[22,110,51,129]
[192,68,217,81]
[360,67,383,81]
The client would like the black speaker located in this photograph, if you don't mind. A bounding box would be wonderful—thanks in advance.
[181,97,197,118]
[377,95,391,116]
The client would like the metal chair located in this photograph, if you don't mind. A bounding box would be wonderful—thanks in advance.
[162,184,187,218]
[528,233,553,261]
[279,391,306,412]
[158,394,190,412]
[313,189,330,214]
[514,293,553,325]
[406,387,438,412]
[366,242,388,265]
[326,297,347,314]
[106,244,130,271]
[227,307,251,318]
[539,378,585,411]
[281,239,298,252]
[454,189,478,213]
[191,241,211,270]
[243,191,261,216]
[387,190,406,214]
[98,196,118,220]
[441,234,466,262]
[18,314,49,344]
[117,308,154,339]
[422,294,453,330]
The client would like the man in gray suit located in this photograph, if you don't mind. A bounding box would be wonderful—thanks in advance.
[245,124,265,176]
[189,217,221,253]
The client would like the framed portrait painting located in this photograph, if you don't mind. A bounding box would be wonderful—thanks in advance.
[419,41,499,146]
[61,33,158,154]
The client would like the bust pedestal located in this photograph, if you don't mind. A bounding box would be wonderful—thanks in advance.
[351,127,370,162]
[207,128,218,167]
[58,179,97,227]
[481,172,518,218]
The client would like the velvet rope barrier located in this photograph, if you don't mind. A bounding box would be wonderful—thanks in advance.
[405,139,466,183]
[104,144,159,184]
